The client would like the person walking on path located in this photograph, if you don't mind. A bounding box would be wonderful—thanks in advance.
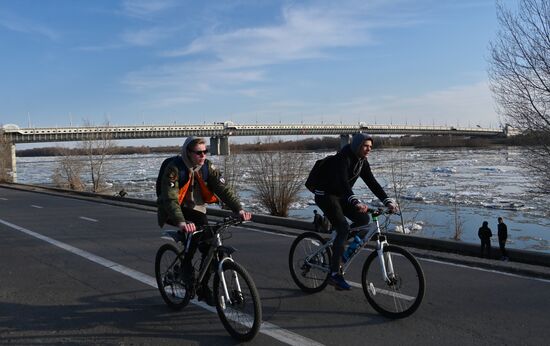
[312,209,323,232]
[478,221,493,259]
[497,217,509,261]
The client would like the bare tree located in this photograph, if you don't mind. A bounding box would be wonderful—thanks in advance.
[51,146,85,191]
[80,120,116,193]
[488,0,550,192]
[386,150,420,234]
[218,150,244,210]
[246,151,306,217]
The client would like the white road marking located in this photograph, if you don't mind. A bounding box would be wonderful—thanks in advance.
[0,197,8,201]
[30,205,43,209]
[0,218,324,346]
[79,216,98,222]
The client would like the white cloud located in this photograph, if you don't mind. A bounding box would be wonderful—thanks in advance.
[342,81,500,127]
[0,10,58,40]
[120,27,170,46]
[124,1,394,106]
[121,0,179,18]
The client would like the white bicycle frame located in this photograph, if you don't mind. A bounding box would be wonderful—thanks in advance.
[305,211,396,283]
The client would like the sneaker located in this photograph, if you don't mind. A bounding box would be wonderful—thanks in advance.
[197,285,216,306]
[328,274,352,291]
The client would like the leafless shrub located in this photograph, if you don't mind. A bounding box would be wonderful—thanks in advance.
[80,120,116,193]
[452,184,464,241]
[218,150,243,210]
[386,150,420,234]
[488,0,550,193]
[246,151,306,217]
[51,146,85,191]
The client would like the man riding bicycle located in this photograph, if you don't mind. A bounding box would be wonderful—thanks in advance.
[309,133,397,290]
[157,136,252,305]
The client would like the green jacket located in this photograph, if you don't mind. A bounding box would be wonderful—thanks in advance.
[157,157,242,227]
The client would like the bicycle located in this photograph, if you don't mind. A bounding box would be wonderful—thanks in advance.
[155,216,262,341]
[289,208,425,319]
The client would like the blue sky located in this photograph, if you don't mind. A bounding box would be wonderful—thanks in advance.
[0,0,508,130]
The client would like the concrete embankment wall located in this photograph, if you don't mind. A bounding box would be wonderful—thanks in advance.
[2,182,549,269]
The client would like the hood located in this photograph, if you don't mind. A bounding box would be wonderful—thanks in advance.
[350,133,373,155]
[182,136,198,154]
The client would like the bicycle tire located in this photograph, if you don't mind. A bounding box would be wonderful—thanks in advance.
[361,245,425,319]
[213,260,262,341]
[155,243,192,310]
[288,232,332,293]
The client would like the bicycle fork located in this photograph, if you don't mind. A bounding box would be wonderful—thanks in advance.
[374,225,395,284]
[215,234,242,309]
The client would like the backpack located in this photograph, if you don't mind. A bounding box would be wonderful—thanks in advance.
[155,156,209,197]
[305,155,333,193]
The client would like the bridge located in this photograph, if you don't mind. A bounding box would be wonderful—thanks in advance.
[1,122,508,182]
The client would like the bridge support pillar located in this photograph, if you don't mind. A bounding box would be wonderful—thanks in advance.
[340,134,350,149]
[219,136,230,155]
[210,137,220,155]
[6,143,17,183]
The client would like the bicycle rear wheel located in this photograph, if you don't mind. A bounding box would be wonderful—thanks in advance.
[155,243,192,310]
[288,232,332,293]
[214,260,262,341]
[361,245,425,319]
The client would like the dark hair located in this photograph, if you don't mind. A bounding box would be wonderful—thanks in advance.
[482,221,488,227]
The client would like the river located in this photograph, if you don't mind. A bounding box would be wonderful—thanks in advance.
[14,147,549,253]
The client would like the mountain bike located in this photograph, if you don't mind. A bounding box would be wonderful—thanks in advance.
[155,216,262,341]
[289,208,425,319]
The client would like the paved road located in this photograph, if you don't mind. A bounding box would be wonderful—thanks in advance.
[1,187,549,345]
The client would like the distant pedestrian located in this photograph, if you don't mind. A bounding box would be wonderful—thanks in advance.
[313,209,323,232]
[497,217,509,261]
[478,221,493,259]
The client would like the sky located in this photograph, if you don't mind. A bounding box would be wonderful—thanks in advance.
[0,0,511,131]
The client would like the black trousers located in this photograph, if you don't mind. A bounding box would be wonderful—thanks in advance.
[315,194,370,273]
[499,238,508,258]
[180,208,212,287]
[480,239,491,258]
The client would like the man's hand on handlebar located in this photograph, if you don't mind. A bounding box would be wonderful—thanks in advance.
[386,202,399,214]
[239,210,252,221]
[178,221,196,233]
[355,203,369,213]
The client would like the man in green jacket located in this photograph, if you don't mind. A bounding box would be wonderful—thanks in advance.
[157,136,252,305]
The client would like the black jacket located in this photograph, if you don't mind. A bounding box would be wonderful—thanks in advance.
[314,145,390,206]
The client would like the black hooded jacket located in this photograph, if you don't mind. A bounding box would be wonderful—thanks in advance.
[313,144,390,206]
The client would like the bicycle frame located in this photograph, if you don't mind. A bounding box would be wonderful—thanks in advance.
[162,221,243,305]
[304,210,396,283]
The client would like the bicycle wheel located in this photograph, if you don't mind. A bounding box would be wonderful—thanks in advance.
[288,232,332,293]
[155,243,192,310]
[213,260,262,341]
[361,245,425,319]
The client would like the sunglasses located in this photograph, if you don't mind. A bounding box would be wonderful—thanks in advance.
[191,149,208,156]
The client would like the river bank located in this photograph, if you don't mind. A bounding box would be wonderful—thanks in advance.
[13,147,549,253]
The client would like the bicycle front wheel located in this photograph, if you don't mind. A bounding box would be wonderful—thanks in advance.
[155,243,192,310]
[213,260,262,342]
[288,232,332,293]
[361,245,425,319]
